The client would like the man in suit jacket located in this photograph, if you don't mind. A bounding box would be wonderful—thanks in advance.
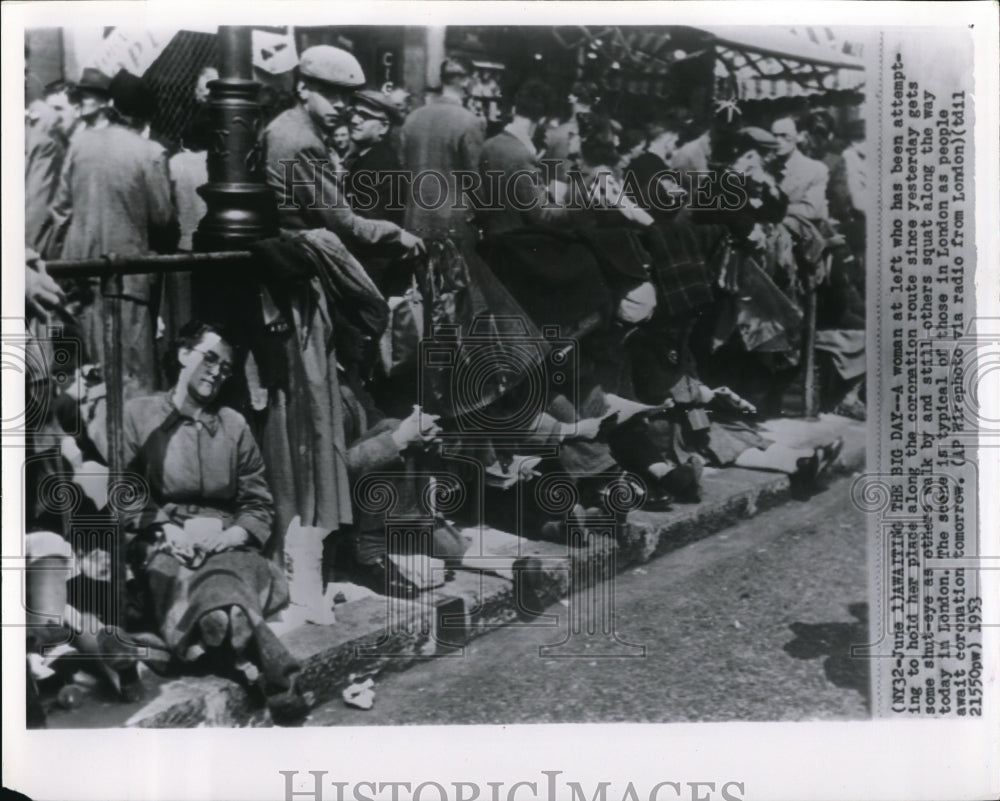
[262,46,423,257]
[400,57,485,244]
[477,78,574,238]
[770,116,829,221]
[46,70,178,399]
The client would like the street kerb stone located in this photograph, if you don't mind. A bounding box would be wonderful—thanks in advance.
[121,418,865,727]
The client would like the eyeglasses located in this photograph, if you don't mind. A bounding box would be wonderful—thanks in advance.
[193,347,233,378]
[773,132,797,140]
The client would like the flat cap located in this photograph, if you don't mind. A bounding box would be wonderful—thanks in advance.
[353,88,399,123]
[299,45,365,89]
[736,126,778,149]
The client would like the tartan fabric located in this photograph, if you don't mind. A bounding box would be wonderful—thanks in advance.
[643,223,716,317]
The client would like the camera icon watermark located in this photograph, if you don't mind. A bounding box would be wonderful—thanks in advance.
[419,317,578,441]
[1,319,82,443]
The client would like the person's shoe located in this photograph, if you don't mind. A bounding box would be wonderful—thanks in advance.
[354,557,419,600]
[642,490,674,512]
[199,609,229,648]
[816,437,844,475]
[512,556,546,619]
[117,664,146,704]
[793,452,820,487]
[834,398,866,420]
[266,675,312,726]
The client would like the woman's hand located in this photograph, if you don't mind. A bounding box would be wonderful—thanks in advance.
[200,526,250,554]
[161,523,196,559]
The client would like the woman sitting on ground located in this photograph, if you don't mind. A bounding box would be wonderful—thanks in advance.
[120,321,308,723]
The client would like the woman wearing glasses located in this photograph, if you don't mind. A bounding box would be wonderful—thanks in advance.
[120,320,308,724]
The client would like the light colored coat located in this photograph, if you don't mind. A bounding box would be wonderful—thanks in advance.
[46,124,177,397]
[49,125,176,271]
[24,106,65,251]
[777,148,829,221]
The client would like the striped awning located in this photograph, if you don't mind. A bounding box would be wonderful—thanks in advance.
[700,25,866,100]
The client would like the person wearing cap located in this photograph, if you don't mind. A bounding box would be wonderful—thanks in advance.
[769,116,829,222]
[399,56,486,244]
[45,68,178,402]
[690,126,788,241]
[343,89,404,226]
[262,45,424,256]
[71,67,113,138]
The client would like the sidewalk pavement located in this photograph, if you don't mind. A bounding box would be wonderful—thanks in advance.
[49,414,867,728]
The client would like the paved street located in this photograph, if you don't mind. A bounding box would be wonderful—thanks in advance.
[310,472,870,725]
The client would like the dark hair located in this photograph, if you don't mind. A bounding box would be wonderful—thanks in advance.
[579,114,619,168]
[771,114,800,133]
[180,106,212,152]
[44,80,74,98]
[618,127,645,155]
[644,117,685,145]
[512,78,554,122]
[805,109,836,138]
[163,320,232,385]
[569,81,598,106]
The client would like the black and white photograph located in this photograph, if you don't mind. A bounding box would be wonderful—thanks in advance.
[3,3,998,800]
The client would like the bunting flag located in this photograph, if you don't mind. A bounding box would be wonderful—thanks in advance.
[253,28,298,75]
[87,28,179,78]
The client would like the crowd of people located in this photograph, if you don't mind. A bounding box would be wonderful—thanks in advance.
[23,43,867,725]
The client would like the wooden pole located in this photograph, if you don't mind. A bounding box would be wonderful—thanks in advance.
[101,271,127,629]
[802,287,819,420]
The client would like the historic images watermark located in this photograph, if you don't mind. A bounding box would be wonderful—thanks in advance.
[276,162,753,216]
[279,770,748,801]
